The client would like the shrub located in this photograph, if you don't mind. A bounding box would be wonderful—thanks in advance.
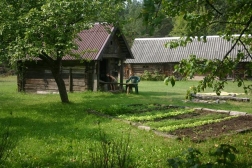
[141,70,153,81]
[141,70,165,81]
[167,144,238,168]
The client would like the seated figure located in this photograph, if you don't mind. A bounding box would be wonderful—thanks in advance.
[126,75,140,94]
[106,73,117,90]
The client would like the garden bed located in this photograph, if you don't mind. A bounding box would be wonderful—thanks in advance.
[115,104,252,142]
[89,103,252,142]
[171,115,252,142]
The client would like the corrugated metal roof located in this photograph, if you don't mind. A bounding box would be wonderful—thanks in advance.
[125,36,251,63]
[64,23,133,60]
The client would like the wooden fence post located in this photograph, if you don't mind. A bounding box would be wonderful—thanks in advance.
[69,68,73,92]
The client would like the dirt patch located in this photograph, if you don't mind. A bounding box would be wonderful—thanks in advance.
[170,115,252,142]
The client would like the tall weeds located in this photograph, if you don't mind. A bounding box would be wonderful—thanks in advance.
[86,124,135,168]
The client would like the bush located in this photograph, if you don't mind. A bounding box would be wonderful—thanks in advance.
[167,144,238,168]
[141,70,165,81]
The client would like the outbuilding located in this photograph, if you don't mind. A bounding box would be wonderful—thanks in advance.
[125,36,251,79]
[17,23,133,93]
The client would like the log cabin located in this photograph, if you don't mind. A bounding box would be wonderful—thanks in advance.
[17,23,133,93]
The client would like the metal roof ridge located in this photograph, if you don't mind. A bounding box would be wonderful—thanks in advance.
[134,35,250,41]
[135,37,180,40]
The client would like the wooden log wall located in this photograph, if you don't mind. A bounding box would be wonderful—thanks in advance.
[124,63,177,77]
[18,60,94,93]
[125,62,251,80]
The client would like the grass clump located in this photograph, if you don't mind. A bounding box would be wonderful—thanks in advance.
[86,124,135,168]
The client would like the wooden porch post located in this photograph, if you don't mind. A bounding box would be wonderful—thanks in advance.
[120,59,124,90]
[93,61,99,91]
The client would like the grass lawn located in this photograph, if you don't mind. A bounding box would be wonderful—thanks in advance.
[0,76,252,167]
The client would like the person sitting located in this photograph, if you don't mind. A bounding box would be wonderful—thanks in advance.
[106,73,117,90]
[126,75,140,94]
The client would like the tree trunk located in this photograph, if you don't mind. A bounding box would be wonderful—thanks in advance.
[39,53,69,103]
[50,62,69,103]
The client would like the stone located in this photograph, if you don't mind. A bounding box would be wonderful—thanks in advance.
[138,125,151,131]
[230,111,247,116]
[202,108,217,113]
[216,110,230,114]
[193,108,202,112]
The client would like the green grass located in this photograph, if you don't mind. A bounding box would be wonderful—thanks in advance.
[1,76,252,167]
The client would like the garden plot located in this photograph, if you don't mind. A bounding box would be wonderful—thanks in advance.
[117,104,252,142]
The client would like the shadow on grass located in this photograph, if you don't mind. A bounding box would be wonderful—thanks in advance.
[139,91,183,96]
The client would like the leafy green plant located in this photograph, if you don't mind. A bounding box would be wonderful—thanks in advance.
[153,70,165,81]
[118,109,194,122]
[168,148,202,168]
[210,144,238,166]
[164,76,176,86]
[157,116,236,132]
[141,70,152,81]
[168,144,238,168]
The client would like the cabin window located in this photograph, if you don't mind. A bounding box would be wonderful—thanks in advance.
[143,65,149,68]
[110,41,113,45]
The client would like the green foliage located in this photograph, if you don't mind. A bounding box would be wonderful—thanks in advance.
[141,70,165,81]
[169,15,189,37]
[141,70,153,80]
[140,0,252,97]
[121,0,146,46]
[168,144,238,168]
[98,104,133,116]
[168,148,202,168]
[164,76,176,87]
[174,55,252,99]
[210,144,238,166]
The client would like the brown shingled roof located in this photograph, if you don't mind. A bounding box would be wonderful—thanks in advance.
[64,23,133,61]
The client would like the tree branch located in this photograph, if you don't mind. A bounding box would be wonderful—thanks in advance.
[205,0,222,15]
[38,51,54,67]
[238,39,252,59]
[223,15,252,59]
